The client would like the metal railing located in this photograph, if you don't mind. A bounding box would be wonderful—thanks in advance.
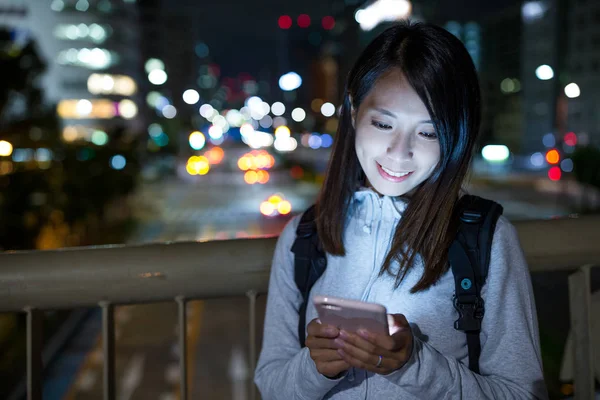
[1,215,599,400]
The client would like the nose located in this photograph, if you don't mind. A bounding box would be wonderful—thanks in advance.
[386,131,413,161]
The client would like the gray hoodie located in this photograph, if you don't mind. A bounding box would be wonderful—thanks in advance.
[255,188,548,399]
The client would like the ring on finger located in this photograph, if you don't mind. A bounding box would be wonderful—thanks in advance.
[375,355,383,368]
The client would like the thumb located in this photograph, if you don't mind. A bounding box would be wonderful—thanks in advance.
[388,313,410,334]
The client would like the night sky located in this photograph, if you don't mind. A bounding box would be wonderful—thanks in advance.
[155,0,522,78]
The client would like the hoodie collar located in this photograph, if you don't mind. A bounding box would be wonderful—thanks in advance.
[352,187,408,222]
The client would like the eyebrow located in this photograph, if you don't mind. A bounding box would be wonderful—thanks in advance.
[372,107,433,124]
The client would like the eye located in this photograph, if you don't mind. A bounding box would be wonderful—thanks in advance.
[419,131,438,140]
[371,120,392,130]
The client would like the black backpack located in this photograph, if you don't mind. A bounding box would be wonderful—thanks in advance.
[290,194,503,374]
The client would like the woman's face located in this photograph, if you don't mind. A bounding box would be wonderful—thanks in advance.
[354,68,441,197]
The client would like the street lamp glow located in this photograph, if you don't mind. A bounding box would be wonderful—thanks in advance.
[481,145,510,162]
[535,65,554,80]
[76,99,92,116]
[564,83,580,98]
[278,72,302,91]
[321,102,335,117]
[182,89,200,105]
[291,107,306,122]
[148,69,167,85]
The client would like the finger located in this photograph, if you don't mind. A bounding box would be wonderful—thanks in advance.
[307,321,339,338]
[319,360,350,378]
[335,335,380,367]
[358,328,407,352]
[337,349,400,375]
[310,348,345,362]
[305,336,340,350]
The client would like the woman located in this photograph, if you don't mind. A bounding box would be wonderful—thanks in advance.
[255,21,548,399]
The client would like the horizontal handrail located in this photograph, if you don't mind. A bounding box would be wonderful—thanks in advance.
[0,215,599,313]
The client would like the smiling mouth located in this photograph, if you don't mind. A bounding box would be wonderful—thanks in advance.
[378,163,412,177]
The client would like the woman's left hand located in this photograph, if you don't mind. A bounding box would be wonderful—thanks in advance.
[333,313,413,375]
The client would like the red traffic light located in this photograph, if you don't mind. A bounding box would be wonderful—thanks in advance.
[322,16,335,30]
[297,14,311,28]
[278,15,292,29]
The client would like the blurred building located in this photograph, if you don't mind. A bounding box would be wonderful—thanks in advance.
[520,0,600,153]
[0,0,144,141]
[564,0,600,146]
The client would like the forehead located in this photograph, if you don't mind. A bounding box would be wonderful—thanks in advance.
[361,69,430,117]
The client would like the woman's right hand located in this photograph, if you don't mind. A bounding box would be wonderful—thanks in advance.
[305,318,350,378]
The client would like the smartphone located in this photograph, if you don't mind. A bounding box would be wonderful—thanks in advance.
[313,295,390,335]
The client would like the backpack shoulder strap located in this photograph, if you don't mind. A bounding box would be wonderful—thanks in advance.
[449,194,503,374]
[290,204,327,348]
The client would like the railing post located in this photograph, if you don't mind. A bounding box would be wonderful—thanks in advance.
[25,308,42,400]
[568,264,594,400]
[176,296,188,400]
[100,302,116,400]
[247,290,258,400]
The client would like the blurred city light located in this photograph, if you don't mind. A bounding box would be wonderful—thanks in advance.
[522,1,546,21]
[542,133,556,148]
[259,115,273,128]
[245,170,259,184]
[481,145,510,162]
[58,99,116,119]
[91,130,108,146]
[321,133,333,148]
[208,125,224,139]
[535,65,554,80]
[189,131,206,150]
[322,16,336,30]
[275,125,291,138]
[545,149,560,164]
[183,89,200,105]
[199,104,214,118]
[278,15,292,29]
[226,109,244,127]
[118,100,138,119]
[564,83,580,98]
[530,152,545,168]
[500,78,521,94]
[355,0,412,31]
[273,116,287,128]
[88,74,137,96]
[548,166,561,181]
[186,156,210,176]
[161,105,177,119]
[564,132,578,146]
[0,141,13,157]
[308,134,322,149]
[297,14,311,28]
[271,102,285,116]
[205,147,225,164]
[148,69,168,85]
[145,58,165,73]
[110,155,126,170]
[321,102,335,117]
[561,158,574,173]
[278,72,302,91]
[291,107,306,122]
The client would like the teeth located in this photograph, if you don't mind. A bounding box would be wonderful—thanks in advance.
[381,165,410,177]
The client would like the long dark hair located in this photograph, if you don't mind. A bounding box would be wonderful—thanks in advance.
[316,21,481,293]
